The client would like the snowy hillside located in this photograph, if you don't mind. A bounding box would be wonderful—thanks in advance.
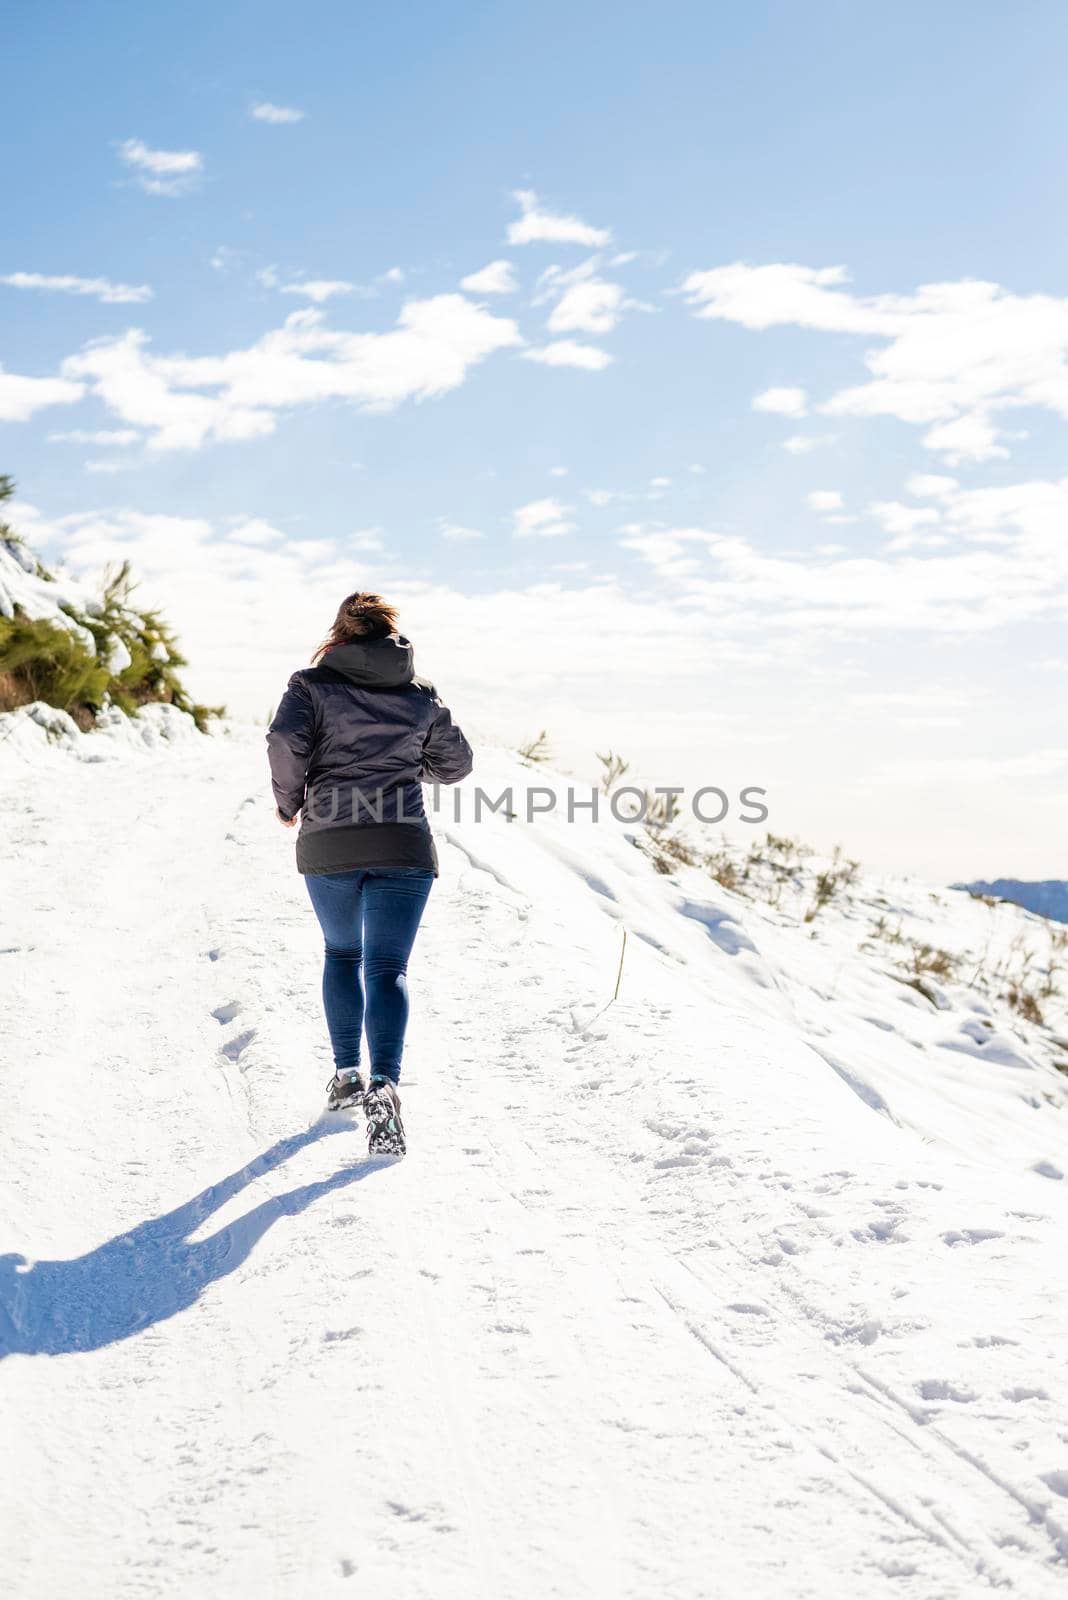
[2,728,1068,1600]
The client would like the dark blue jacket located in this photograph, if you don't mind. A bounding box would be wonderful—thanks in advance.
[267,635,473,874]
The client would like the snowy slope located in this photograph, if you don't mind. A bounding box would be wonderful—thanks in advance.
[2,730,1068,1600]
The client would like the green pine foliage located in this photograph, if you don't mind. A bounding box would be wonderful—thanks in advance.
[0,614,111,714]
[0,477,224,731]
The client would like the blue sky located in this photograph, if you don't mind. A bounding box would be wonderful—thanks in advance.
[3,1,1068,875]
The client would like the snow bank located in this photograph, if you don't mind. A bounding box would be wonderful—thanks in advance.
[0,698,214,763]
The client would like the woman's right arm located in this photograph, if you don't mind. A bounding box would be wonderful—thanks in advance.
[267,674,316,820]
[421,693,474,785]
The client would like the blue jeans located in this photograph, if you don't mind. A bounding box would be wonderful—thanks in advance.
[305,867,433,1085]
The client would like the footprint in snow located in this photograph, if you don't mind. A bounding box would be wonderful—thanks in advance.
[834,1320,882,1346]
[853,1218,907,1243]
[220,1028,257,1064]
[915,1378,977,1403]
[386,1502,428,1523]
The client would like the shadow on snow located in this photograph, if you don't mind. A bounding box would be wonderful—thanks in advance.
[0,1120,386,1358]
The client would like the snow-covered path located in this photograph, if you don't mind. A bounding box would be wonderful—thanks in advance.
[3,735,1067,1599]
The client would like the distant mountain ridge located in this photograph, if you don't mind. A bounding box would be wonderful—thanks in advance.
[956,879,1068,924]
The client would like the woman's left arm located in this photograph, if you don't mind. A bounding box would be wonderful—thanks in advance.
[267,674,316,823]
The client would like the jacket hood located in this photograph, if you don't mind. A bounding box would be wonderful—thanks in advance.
[320,634,415,688]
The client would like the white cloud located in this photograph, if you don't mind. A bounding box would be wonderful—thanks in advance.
[350,529,384,552]
[507,189,610,248]
[513,497,575,538]
[684,263,875,333]
[20,486,1068,669]
[117,138,203,196]
[907,473,958,499]
[521,340,612,371]
[533,257,633,338]
[920,413,1008,463]
[460,260,517,295]
[849,687,971,712]
[807,490,843,512]
[49,428,140,446]
[617,473,1068,633]
[684,260,1068,462]
[228,518,286,545]
[867,747,1068,786]
[250,102,305,124]
[549,276,623,335]
[0,365,83,422]
[619,528,703,578]
[867,500,944,551]
[753,386,808,418]
[584,489,621,508]
[688,464,706,475]
[650,476,672,489]
[84,458,132,475]
[783,433,836,454]
[439,520,485,542]
[280,279,358,304]
[60,296,522,451]
[1,272,152,305]
[259,265,397,303]
[868,501,940,535]
[257,268,362,302]
[549,466,569,477]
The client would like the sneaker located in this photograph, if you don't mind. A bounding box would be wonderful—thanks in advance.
[363,1078,405,1156]
[326,1069,367,1112]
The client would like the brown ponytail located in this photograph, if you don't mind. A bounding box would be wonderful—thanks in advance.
[312,591,400,663]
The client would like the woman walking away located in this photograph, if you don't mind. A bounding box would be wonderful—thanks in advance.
[267,592,473,1155]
